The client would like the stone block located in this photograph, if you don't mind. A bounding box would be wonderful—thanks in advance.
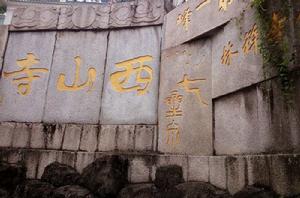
[209,156,227,190]
[79,125,98,152]
[7,150,23,164]
[163,0,249,49]
[158,39,213,155]
[37,150,58,179]
[270,154,300,196]
[226,156,247,195]
[0,122,14,147]
[30,123,46,149]
[135,125,155,151]
[24,151,40,179]
[43,31,108,124]
[75,152,95,173]
[45,124,65,150]
[98,125,117,151]
[62,124,82,151]
[100,26,161,124]
[212,7,265,98]
[12,123,31,148]
[0,32,56,122]
[56,151,76,168]
[10,6,59,31]
[246,155,270,187]
[129,157,151,183]
[116,125,135,151]
[58,5,110,30]
[187,156,209,182]
[0,25,8,60]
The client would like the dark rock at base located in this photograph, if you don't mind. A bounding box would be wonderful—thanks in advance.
[0,162,26,193]
[80,155,128,198]
[176,182,232,198]
[118,184,157,198]
[52,185,95,198]
[154,165,184,190]
[41,162,81,187]
[13,180,55,198]
[0,188,9,198]
[233,186,279,198]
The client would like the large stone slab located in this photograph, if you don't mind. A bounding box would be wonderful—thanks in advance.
[0,32,56,122]
[43,31,108,124]
[100,26,161,124]
[163,0,249,49]
[10,6,60,31]
[158,39,212,155]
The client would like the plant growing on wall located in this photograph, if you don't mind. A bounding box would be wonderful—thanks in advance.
[0,6,6,14]
[252,0,295,105]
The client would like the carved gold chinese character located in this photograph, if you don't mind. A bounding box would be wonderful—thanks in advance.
[110,55,153,95]
[219,0,233,11]
[3,53,49,96]
[196,0,211,11]
[221,41,239,66]
[177,8,192,31]
[242,24,259,55]
[177,74,208,106]
[57,56,96,92]
[268,12,287,42]
[164,90,184,118]
[166,120,180,146]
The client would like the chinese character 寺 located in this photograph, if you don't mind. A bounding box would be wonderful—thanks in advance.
[242,24,259,55]
[177,8,192,31]
[164,90,183,118]
[219,0,233,11]
[57,56,96,92]
[196,0,211,11]
[221,41,239,66]
[110,55,153,95]
[166,120,180,146]
[268,12,286,42]
[177,74,208,106]
[3,53,49,96]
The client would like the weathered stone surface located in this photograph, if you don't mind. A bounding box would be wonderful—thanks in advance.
[129,158,150,183]
[0,32,56,122]
[41,162,81,187]
[187,156,209,182]
[79,125,98,152]
[80,155,128,197]
[62,124,82,151]
[30,124,45,149]
[0,162,26,193]
[100,26,161,124]
[212,7,265,98]
[10,6,59,31]
[24,151,40,179]
[135,125,155,151]
[98,125,117,151]
[58,5,110,30]
[233,186,278,198]
[12,123,31,148]
[13,180,55,198]
[227,157,247,195]
[118,183,157,198]
[154,165,184,190]
[158,40,212,155]
[116,125,135,151]
[0,122,14,148]
[52,185,95,198]
[44,31,108,124]
[37,151,58,179]
[45,124,65,150]
[247,155,270,187]
[75,152,95,173]
[176,182,231,198]
[0,25,8,61]
[163,0,249,49]
[56,151,76,168]
[209,156,227,190]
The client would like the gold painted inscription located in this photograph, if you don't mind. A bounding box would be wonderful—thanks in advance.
[177,8,192,31]
[242,24,259,55]
[221,41,239,66]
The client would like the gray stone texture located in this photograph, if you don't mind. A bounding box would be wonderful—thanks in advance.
[292,0,300,66]
[116,125,135,151]
[129,157,151,183]
[215,75,300,155]
[10,6,60,31]
[79,125,98,152]
[76,152,95,173]
[62,124,82,151]
[56,151,76,168]
[37,150,58,179]
[43,31,108,124]
[100,26,161,124]
[209,156,227,190]
[158,40,213,155]
[30,124,46,149]
[24,151,40,179]
[188,156,209,182]
[0,122,14,147]
[163,0,249,49]
[226,156,247,194]
[0,32,56,122]
[12,123,31,148]
[135,125,156,151]
[247,155,270,187]
[45,124,65,150]
[98,125,117,151]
